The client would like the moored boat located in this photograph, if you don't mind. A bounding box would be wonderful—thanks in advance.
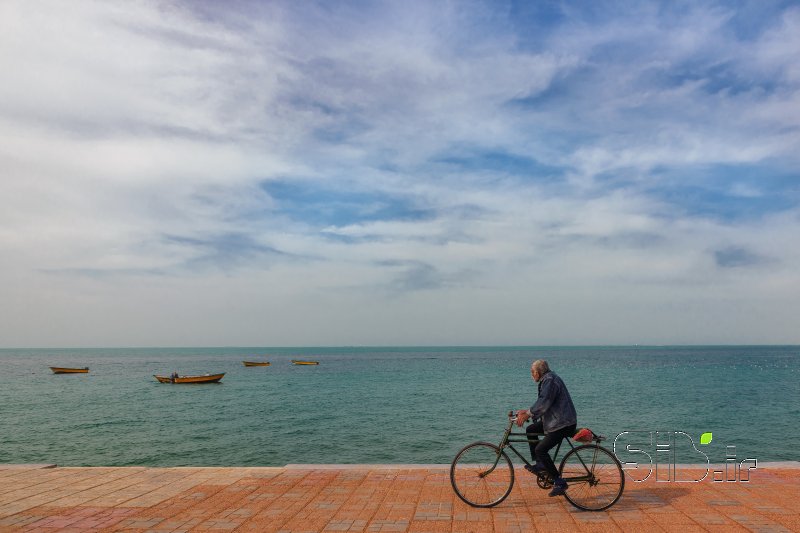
[291,360,319,365]
[242,361,271,367]
[154,373,225,384]
[50,367,89,374]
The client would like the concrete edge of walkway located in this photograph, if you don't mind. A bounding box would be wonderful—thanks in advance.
[286,461,800,470]
[4,460,799,470]
[724,461,800,469]
[284,464,452,470]
[0,464,57,469]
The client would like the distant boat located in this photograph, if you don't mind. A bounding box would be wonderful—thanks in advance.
[291,360,319,365]
[154,373,225,384]
[50,367,89,374]
[242,361,271,367]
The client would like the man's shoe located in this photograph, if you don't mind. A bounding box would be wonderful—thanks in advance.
[524,463,545,475]
[548,479,567,497]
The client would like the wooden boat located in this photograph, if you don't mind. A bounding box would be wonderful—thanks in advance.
[291,359,319,365]
[242,361,271,367]
[50,367,89,374]
[154,373,225,384]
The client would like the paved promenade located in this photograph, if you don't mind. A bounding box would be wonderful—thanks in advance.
[0,463,797,532]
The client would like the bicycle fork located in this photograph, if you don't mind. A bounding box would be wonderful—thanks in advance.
[480,420,514,478]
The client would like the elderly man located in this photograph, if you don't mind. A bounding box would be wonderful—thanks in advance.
[515,359,577,496]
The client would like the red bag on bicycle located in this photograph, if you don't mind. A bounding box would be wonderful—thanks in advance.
[573,428,594,443]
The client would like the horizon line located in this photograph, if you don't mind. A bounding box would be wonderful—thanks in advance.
[2,343,798,350]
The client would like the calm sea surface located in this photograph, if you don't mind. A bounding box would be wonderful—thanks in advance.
[1,346,797,466]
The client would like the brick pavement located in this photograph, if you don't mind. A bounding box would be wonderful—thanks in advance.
[0,464,797,532]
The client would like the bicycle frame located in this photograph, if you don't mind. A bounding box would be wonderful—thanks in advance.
[483,415,598,484]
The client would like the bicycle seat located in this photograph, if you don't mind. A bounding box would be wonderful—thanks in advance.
[572,428,604,443]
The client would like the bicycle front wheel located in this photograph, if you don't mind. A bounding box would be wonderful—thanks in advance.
[450,442,514,507]
[559,444,624,511]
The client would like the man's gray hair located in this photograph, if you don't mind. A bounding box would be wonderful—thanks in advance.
[532,359,550,374]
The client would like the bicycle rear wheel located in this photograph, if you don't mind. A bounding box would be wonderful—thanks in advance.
[450,442,514,507]
[559,444,624,511]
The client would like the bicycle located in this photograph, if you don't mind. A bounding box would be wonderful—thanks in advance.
[450,411,624,511]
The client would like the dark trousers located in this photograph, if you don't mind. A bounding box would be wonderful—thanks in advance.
[526,421,577,479]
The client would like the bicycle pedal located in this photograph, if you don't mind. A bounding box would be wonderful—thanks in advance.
[536,473,553,489]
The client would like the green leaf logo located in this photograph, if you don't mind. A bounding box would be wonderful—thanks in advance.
[700,432,713,445]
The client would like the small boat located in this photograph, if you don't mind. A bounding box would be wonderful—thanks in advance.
[154,373,225,384]
[291,360,319,365]
[50,367,89,374]
[242,361,271,367]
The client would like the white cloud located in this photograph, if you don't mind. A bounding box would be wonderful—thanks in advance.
[0,0,798,346]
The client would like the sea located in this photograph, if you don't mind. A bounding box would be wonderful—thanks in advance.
[0,346,797,467]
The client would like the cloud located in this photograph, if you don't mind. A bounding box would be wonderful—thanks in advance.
[713,246,769,268]
[161,232,295,273]
[261,179,436,227]
[377,260,446,292]
[0,0,799,346]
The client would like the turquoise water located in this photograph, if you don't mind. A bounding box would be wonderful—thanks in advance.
[0,346,797,466]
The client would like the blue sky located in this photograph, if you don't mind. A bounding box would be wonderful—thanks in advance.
[0,0,798,346]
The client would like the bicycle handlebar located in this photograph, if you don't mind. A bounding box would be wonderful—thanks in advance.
[509,410,539,425]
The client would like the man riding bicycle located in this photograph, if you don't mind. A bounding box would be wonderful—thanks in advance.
[515,359,577,496]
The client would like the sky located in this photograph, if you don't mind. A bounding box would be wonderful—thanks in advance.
[1,0,799,347]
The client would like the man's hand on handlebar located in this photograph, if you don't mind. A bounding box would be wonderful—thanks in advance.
[514,409,530,427]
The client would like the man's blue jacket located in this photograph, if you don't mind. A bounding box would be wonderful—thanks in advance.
[530,371,577,433]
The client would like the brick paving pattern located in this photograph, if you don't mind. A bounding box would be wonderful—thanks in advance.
[0,464,797,532]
